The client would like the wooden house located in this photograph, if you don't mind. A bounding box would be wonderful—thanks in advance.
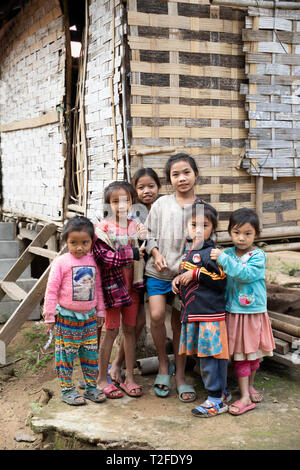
[0,0,300,246]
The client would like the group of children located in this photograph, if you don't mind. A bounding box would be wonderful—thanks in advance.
[43,153,275,417]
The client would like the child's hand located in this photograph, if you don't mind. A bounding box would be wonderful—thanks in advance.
[172,275,181,294]
[152,250,168,272]
[97,317,105,328]
[44,322,55,334]
[210,248,222,260]
[179,270,194,286]
[139,245,145,259]
[136,223,148,240]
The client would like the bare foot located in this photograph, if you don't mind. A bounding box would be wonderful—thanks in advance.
[249,386,263,403]
[109,362,122,384]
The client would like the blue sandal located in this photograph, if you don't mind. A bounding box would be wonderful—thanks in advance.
[84,388,106,403]
[154,362,175,398]
[61,389,86,406]
[177,384,197,402]
[192,398,228,418]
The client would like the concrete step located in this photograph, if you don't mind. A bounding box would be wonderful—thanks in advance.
[0,240,20,259]
[0,259,31,279]
[0,278,40,322]
[0,222,16,241]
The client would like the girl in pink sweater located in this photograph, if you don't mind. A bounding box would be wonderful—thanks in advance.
[43,216,106,406]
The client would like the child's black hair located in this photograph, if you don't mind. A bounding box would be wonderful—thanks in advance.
[165,153,199,184]
[185,199,218,234]
[132,167,161,189]
[228,208,261,236]
[103,181,137,205]
[61,216,94,242]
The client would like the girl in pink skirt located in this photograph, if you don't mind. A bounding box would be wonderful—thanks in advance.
[210,208,275,416]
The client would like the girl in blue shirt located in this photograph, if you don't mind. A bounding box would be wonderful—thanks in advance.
[211,208,275,416]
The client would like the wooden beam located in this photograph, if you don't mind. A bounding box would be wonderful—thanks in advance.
[0,282,27,302]
[0,224,58,303]
[0,246,67,363]
[211,0,300,9]
[28,246,58,260]
[0,110,59,133]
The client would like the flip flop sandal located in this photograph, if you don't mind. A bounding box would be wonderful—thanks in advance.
[61,389,86,406]
[84,388,106,403]
[229,399,256,416]
[249,386,263,403]
[154,362,175,398]
[177,384,197,403]
[100,383,123,399]
[192,399,228,418]
[118,382,143,398]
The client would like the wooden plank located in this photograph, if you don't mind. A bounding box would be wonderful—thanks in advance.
[0,246,67,355]
[0,282,27,302]
[28,246,58,260]
[275,338,290,355]
[272,329,299,344]
[269,310,300,328]
[0,224,58,302]
[0,110,59,133]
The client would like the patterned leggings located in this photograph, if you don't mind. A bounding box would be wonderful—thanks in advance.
[55,312,98,393]
[233,359,260,378]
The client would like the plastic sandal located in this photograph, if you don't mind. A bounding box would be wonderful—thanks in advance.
[61,389,86,406]
[177,384,197,403]
[154,362,175,398]
[100,383,123,399]
[192,399,228,418]
[229,399,255,416]
[118,382,143,398]
[84,388,106,403]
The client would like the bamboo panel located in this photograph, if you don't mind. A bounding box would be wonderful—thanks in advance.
[131,61,245,79]
[128,36,243,55]
[131,85,242,100]
[132,126,248,139]
[131,104,247,119]
[128,11,243,34]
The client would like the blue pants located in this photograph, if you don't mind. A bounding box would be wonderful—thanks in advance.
[199,357,228,398]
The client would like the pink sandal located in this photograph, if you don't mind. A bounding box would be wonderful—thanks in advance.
[100,384,123,399]
[118,382,143,398]
[229,400,255,416]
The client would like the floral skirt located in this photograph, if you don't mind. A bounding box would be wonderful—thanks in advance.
[178,320,229,359]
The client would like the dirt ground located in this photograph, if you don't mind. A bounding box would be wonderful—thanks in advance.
[1,319,300,451]
[1,251,300,450]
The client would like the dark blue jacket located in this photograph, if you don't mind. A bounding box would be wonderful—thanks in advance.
[178,239,227,323]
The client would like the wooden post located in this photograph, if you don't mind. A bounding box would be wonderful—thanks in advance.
[256,175,263,231]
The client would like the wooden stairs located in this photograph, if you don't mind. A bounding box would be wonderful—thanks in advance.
[0,223,65,364]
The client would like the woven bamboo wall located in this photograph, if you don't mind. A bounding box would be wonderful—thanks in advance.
[85,0,125,220]
[127,0,300,231]
[0,0,66,222]
[242,6,300,178]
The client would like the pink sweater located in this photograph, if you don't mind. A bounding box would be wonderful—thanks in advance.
[43,252,105,323]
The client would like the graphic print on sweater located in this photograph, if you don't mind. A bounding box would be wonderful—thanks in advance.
[72,266,96,301]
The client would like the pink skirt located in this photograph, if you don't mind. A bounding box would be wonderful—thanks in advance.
[226,312,275,361]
